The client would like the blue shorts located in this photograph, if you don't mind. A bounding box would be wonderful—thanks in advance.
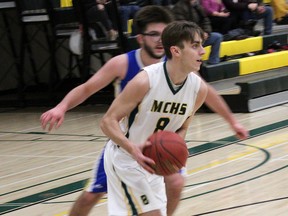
[85,148,107,193]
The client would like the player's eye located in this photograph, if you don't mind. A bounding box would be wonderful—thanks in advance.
[191,43,199,49]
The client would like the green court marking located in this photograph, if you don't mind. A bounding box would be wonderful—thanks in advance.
[0,169,92,197]
[0,119,287,215]
[189,119,288,156]
[0,181,87,214]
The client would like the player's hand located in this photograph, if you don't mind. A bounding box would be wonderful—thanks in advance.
[203,32,209,40]
[248,3,258,11]
[40,107,65,131]
[219,12,230,17]
[131,141,156,174]
[231,123,249,140]
[257,5,265,14]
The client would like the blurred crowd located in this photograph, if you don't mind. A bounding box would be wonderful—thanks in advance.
[82,0,288,64]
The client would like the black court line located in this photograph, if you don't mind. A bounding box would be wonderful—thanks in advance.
[182,165,288,201]
[0,131,105,138]
[185,142,270,187]
[193,196,288,215]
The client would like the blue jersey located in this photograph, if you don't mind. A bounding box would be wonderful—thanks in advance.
[118,49,166,91]
[120,49,143,90]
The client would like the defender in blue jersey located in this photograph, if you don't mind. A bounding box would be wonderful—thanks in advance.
[40,6,248,216]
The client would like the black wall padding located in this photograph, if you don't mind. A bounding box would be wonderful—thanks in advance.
[236,74,288,99]
[263,33,288,50]
[200,61,239,82]
[222,94,249,113]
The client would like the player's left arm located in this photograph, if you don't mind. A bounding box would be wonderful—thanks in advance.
[205,84,248,140]
[195,72,249,140]
[176,80,208,139]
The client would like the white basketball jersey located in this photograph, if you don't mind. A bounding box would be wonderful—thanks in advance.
[124,61,201,144]
[105,62,202,215]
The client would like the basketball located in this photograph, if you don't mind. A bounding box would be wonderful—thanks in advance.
[143,130,188,176]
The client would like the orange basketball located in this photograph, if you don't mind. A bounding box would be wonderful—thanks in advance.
[143,130,188,176]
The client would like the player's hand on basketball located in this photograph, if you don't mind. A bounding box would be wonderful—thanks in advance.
[40,107,65,131]
[231,123,249,140]
[132,141,156,174]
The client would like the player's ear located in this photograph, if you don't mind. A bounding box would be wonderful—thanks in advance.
[170,46,181,57]
[136,34,144,45]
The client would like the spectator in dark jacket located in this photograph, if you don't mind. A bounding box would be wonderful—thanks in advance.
[222,0,273,35]
[172,0,223,64]
[83,0,118,40]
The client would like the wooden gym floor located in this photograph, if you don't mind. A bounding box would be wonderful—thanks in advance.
[0,101,287,216]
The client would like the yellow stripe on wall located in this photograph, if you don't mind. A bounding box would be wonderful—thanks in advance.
[127,19,133,34]
[202,36,263,61]
[61,0,72,7]
[239,51,288,75]
[202,46,211,61]
[220,36,262,58]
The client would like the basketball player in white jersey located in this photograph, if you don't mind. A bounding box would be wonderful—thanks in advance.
[40,6,248,216]
[101,21,209,216]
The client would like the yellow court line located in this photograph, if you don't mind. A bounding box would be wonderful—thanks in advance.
[55,212,67,216]
[187,133,288,175]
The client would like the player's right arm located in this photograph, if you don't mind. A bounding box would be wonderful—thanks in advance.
[40,54,128,131]
[100,70,156,173]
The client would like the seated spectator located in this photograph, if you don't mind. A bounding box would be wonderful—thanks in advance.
[153,0,173,6]
[172,0,223,64]
[271,0,288,25]
[83,0,118,40]
[200,0,236,34]
[136,0,172,7]
[119,0,140,33]
[222,0,273,35]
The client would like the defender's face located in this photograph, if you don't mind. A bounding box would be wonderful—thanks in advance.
[140,23,167,59]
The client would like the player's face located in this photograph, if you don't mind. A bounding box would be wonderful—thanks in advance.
[140,23,167,59]
[179,33,205,72]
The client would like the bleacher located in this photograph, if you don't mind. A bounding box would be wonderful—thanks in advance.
[263,0,271,4]
[201,26,288,112]
[201,33,288,81]
[0,0,287,112]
